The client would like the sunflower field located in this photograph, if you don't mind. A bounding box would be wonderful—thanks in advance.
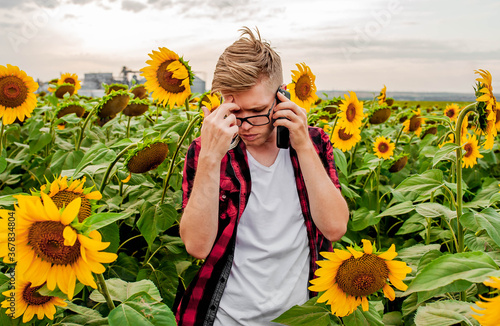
[0,46,499,326]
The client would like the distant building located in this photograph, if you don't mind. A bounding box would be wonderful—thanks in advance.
[82,73,114,89]
[192,75,206,94]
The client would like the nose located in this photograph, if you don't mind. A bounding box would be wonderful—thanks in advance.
[239,120,252,130]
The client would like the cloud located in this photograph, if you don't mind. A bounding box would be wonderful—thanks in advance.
[122,0,147,12]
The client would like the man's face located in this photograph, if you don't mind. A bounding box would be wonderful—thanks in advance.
[222,79,277,148]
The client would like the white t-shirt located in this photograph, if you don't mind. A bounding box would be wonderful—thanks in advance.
[214,148,310,326]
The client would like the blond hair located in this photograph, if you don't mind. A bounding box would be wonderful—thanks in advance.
[211,26,283,93]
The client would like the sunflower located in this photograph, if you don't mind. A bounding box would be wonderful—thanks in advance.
[0,64,39,125]
[331,126,361,152]
[444,103,460,121]
[337,91,364,135]
[56,102,85,119]
[1,276,67,323]
[58,73,81,94]
[403,109,425,137]
[140,47,194,108]
[309,240,411,317]
[496,102,500,131]
[39,175,102,223]
[373,136,395,159]
[377,85,387,106]
[462,134,483,168]
[201,92,222,112]
[54,83,75,99]
[130,84,148,99]
[122,98,150,117]
[474,70,498,149]
[14,194,117,300]
[122,139,170,182]
[95,90,131,126]
[472,276,500,326]
[104,83,128,95]
[287,62,319,112]
[368,107,391,125]
[388,154,409,173]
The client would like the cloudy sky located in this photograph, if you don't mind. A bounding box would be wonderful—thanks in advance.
[1,0,499,94]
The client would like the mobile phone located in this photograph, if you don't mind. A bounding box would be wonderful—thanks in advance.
[276,88,291,148]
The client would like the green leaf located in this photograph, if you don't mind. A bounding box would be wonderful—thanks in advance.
[489,192,500,206]
[460,208,500,248]
[415,202,455,221]
[137,202,178,248]
[272,297,340,326]
[0,156,6,174]
[342,302,384,326]
[73,143,115,177]
[64,301,103,319]
[396,170,443,194]
[82,212,133,232]
[416,279,471,304]
[382,311,403,326]
[333,148,348,178]
[29,131,52,154]
[90,278,162,303]
[376,201,414,218]
[397,244,440,274]
[414,300,480,326]
[137,259,179,309]
[107,292,176,326]
[350,207,378,231]
[406,251,500,295]
[107,252,140,282]
[432,142,459,167]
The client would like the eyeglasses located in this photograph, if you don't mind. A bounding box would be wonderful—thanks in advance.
[235,99,276,127]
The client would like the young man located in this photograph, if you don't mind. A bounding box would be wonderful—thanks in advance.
[176,27,349,325]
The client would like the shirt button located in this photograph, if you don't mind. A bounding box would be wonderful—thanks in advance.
[221,195,226,200]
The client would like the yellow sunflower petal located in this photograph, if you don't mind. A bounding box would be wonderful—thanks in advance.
[362,239,373,254]
[378,244,398,260]
[63,226,77,246]
[60,197,81,225]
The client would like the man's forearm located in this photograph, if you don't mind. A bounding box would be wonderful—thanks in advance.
[179,153,221,259]
[296,145,349,241]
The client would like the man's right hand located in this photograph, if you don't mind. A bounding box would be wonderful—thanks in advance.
[200,100,239,161]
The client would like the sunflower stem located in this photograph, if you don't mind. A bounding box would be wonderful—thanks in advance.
[0,121,4,154]
[347,120,368,174]
[99,143,138,194]
[95,273,115,311]
[76,104,98,151]
[394,124,405,148]
[126,116,132,138]
[454,103,476,254]
[161,114,201,203]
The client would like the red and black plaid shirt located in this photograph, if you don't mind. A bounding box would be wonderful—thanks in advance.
[175,126,341,326]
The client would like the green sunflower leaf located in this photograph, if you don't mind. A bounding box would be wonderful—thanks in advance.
[414,300,480,326]
[272,297,341,325]
[432,142,460,167]
[460,208,500,248]
[137,202,178,249]
[405,251,500,295]
[107,292,176,326]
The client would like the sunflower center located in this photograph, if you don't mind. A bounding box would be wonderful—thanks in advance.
[346,104,356,122]
[0,76,28,108]
[28,221,81,265]
[157,60,185,94]
[50,190,91,222]
[295,75,312,101]
[378,142,389,153]
[496,108,500,123]
[127,142,169,174]
[22,282,53,306]
[64,78,76,85]
[409,115,422,131]
[446,109,455,118]
[464,143,473,158]
[335,253,389,297]
[338,128,353,141]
